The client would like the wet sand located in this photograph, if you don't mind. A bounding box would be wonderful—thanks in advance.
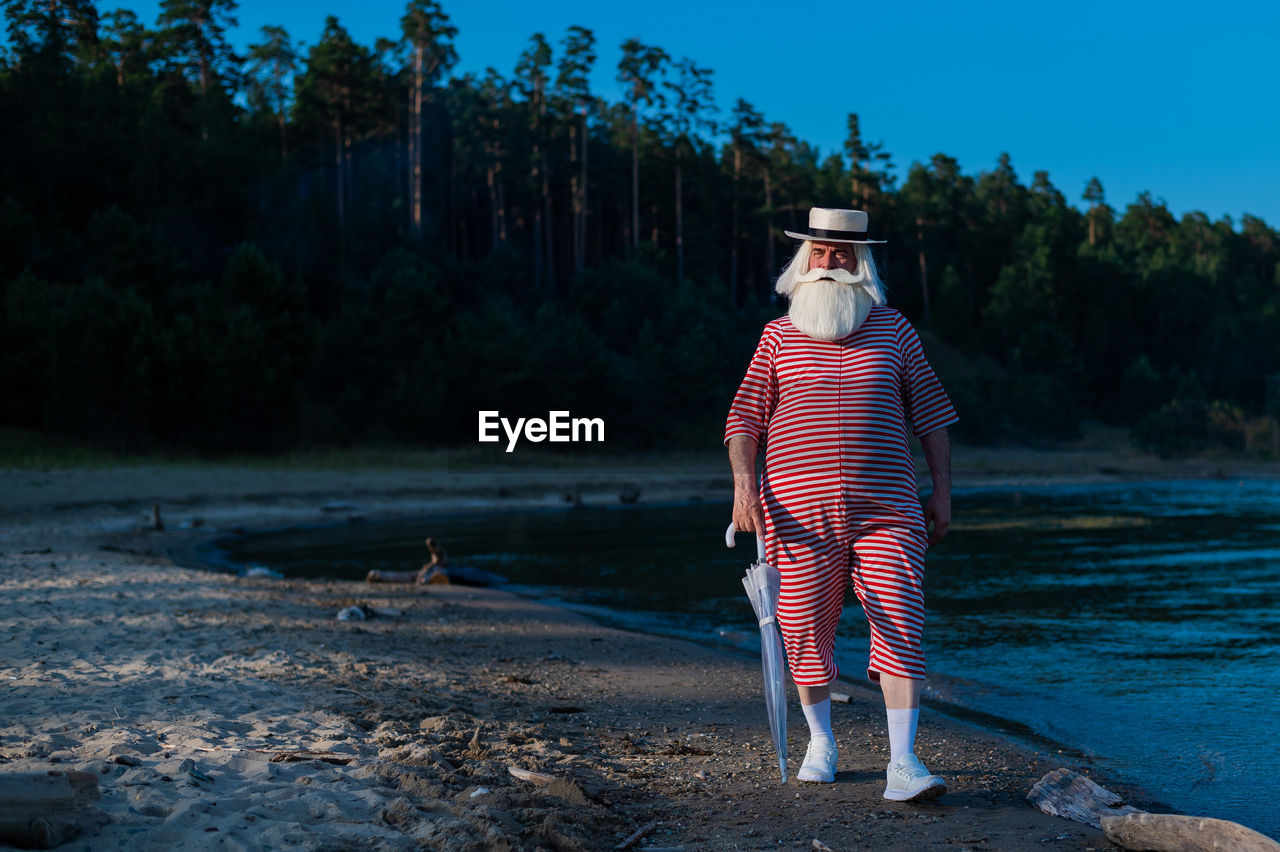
[2,449,1244,850]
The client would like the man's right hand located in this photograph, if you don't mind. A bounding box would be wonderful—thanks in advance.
[732,478,766,535]
[728,435,766,535]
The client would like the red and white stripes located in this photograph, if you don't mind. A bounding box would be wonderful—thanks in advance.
[725,307,957,685]
[773,523,928,685]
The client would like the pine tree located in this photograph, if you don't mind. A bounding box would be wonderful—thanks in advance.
[617,39,667,251]
[400,0,457,240]
[247,25,298,158]
[1083,176,1105,246]
[662,57,716,285]
[728,98,765,305]
[99,10,150,87]
[156,0,239,95]
[514,34,555,292]
[4,0,99,70]
[294,16,379,262]
[555,25,596,274]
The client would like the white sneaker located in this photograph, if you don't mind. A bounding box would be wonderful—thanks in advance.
[796,739,838,783]
[883,753,946,801]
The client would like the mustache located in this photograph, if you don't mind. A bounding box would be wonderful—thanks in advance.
[788,271,872,340]
[796,266,865,285]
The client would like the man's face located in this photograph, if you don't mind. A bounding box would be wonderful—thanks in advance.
[809,242,858,275]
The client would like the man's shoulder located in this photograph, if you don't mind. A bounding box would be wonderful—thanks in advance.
[867,304,906,324]
[865,305,915,336]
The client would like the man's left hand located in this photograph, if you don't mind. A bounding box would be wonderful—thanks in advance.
[924,493,951,548]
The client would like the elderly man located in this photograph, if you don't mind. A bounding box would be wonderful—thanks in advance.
[725,208,957,801]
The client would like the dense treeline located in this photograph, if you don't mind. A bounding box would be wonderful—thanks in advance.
[2,0,1279,455]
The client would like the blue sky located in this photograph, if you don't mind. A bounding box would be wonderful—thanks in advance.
[45,0,1280,226]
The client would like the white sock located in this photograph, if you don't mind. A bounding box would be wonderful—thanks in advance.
[886,708,919,762]
[801,698,834,745]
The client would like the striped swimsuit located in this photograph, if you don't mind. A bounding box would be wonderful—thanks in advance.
[725,307,958,685]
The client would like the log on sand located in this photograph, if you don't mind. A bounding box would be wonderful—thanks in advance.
[507,765,554,785]
[1030,769,1279,851]
[1101,813,1280,852]
[1027,767,1142,829]
[0,770,104,849]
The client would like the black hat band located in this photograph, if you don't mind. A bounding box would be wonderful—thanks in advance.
[809,226,872,240]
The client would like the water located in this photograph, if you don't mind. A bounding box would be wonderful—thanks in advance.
[219,480,1280,838]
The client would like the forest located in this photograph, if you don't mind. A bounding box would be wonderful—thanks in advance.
[2,0,1279,456]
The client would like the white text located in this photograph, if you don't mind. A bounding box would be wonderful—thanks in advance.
[478,410,605,452]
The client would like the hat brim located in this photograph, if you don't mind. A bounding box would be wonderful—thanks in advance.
[784,230,887,244]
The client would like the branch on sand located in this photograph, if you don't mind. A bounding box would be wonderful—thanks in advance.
[1029,768,1280,851]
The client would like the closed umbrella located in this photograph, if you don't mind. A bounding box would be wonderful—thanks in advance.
[726,522,788,783]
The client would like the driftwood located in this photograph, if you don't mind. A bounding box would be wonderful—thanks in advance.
[615,820,659,850]
[1101,812,1280,852]
[1027,768,1142,829]
[507,765,554,785]
[0,770,104,849]
[1031,769,1280,850]
[365,569,419,583]
[364,538,502,586]
[259,750,354,766]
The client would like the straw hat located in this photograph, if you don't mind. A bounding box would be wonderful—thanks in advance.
[784,208,887,244]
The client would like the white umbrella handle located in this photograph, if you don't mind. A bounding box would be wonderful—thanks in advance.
[724,522,767,562]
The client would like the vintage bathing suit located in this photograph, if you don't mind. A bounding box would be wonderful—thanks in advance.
[725,306,958,685]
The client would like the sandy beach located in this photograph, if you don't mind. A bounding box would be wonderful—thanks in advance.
[2,446,1261,850]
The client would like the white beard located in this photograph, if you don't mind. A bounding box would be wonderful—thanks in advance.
[788,278,873,341]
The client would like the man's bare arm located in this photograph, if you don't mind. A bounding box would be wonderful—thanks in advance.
[728,435,766,534]
[920,427,951,547]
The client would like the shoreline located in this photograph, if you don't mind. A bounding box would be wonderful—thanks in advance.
[0,456,1252,850]
[195,519,1108,772]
